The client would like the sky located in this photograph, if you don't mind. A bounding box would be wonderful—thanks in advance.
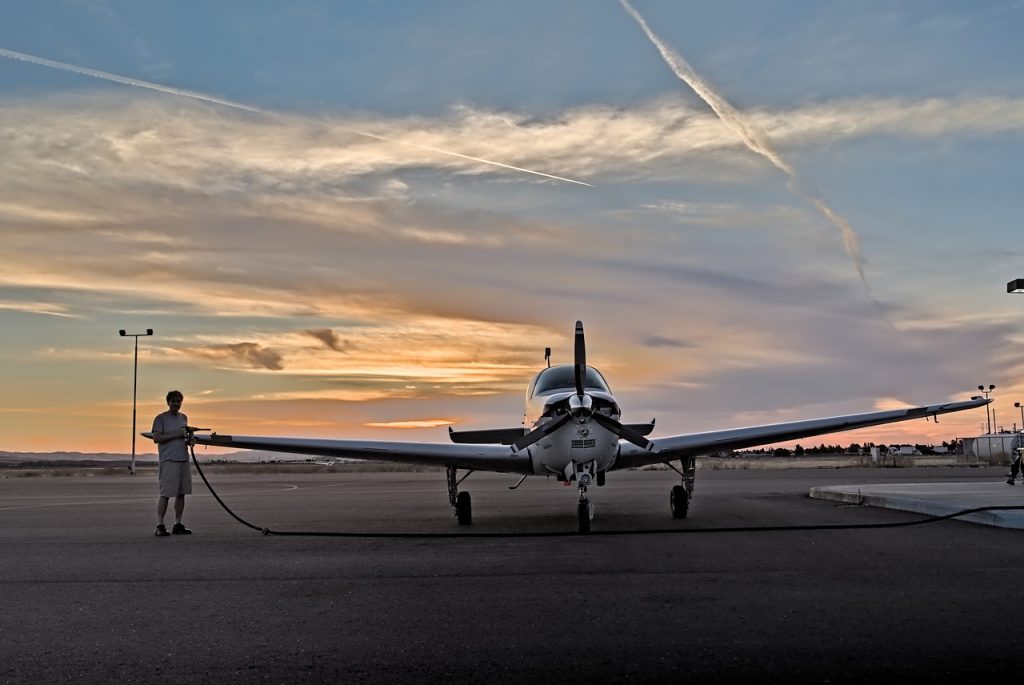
[1,1,1023,454]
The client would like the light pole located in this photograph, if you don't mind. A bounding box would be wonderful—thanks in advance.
[978,384,995,434]
[119,329,153,475]
[1016,402,1024,433]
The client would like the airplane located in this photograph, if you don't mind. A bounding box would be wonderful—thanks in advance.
[181,321,989,533]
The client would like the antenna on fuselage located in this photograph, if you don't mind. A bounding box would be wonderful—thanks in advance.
[544,347,551,368]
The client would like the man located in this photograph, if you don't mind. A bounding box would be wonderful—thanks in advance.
[151,390,193,536]
[1008,447,1022,485]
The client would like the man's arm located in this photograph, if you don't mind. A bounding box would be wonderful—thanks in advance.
[150,416,188,444]
[151,429,187,444]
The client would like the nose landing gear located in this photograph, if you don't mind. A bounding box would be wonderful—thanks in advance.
[568,460,597,534]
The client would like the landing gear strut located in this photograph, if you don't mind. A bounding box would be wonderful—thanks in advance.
[569,460,597,534]
[446,465,473,526]
[668,456,696,520]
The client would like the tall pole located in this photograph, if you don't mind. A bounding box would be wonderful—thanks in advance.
[1016,402,1024,432]
[132,335,139,474]
[978,384,995,434]
[120,329,153,475]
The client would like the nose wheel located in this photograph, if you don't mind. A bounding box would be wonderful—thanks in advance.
[577,497,594,533]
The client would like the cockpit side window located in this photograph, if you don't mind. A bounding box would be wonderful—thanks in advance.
[532,365,610,396]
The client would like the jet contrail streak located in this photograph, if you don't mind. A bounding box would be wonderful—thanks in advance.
[618,0,869,288]
[0,47,592,187]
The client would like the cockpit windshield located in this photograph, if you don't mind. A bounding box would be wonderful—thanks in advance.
[532,365,611,396]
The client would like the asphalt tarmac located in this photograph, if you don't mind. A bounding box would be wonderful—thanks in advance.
[2,466,1022,683]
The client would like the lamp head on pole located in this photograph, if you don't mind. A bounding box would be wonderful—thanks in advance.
[1007,278,1024,293]
[119,330,126,336]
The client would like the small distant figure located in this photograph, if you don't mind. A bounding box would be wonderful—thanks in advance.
[150,390,193,536]
[1007,447,1022,485]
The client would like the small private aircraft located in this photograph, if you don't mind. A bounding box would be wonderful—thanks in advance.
[181,321,988,532]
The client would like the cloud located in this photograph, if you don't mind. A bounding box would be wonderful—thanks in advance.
[0,300,81,318]
[304,328,350,353]
[365,419,456,429]
[642,335,692,349]
[184,342,285,370]
[0,47,591,186]
[1,89,1020,449]
[2,92,1022,200]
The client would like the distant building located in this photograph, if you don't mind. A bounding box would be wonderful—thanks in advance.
[963,433,1023,462]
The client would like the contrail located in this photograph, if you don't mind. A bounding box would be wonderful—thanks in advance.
[0,47,591,187]
[618,0,869,288]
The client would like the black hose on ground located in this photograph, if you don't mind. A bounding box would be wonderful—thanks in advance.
[190,444,1024,538]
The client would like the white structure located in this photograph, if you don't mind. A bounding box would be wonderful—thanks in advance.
[963,433,1023,462]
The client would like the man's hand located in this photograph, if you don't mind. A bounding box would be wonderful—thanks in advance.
[180,426,189,439]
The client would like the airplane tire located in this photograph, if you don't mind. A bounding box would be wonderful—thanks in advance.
[670,485,689,519]
[456,491,472,525]
[577,500,591,534]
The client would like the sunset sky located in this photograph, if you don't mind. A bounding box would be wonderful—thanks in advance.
[2,1,1023,454]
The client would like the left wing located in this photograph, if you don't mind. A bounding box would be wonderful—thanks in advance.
[613,398,989,470]
[189,432,530,474]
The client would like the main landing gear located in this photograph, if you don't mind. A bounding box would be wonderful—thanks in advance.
[446,465,473,525]
[668,456,696,520]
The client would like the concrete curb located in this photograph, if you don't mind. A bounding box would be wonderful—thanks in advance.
[810,483,1024,529]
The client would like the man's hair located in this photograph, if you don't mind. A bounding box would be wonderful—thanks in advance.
[166,390,184,402]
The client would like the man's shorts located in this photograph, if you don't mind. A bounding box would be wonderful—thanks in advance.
[158,460,193,497]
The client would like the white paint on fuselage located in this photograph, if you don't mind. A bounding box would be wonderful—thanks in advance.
[526,417,619,478]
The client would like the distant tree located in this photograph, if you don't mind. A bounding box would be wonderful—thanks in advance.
[773,447,792,457]
[794,444,805,456]
[849,443,861,454]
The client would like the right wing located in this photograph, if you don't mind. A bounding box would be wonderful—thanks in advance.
[613,397,989,470]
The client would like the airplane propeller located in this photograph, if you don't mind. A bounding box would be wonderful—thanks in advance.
[512,412,572,451]
[512,320,652,453]
[573,320,586,398]
[591,412,651,450]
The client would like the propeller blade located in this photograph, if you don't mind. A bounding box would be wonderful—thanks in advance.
[592,413,652,450]
[512,413,572,451]
[574,320,586,397]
